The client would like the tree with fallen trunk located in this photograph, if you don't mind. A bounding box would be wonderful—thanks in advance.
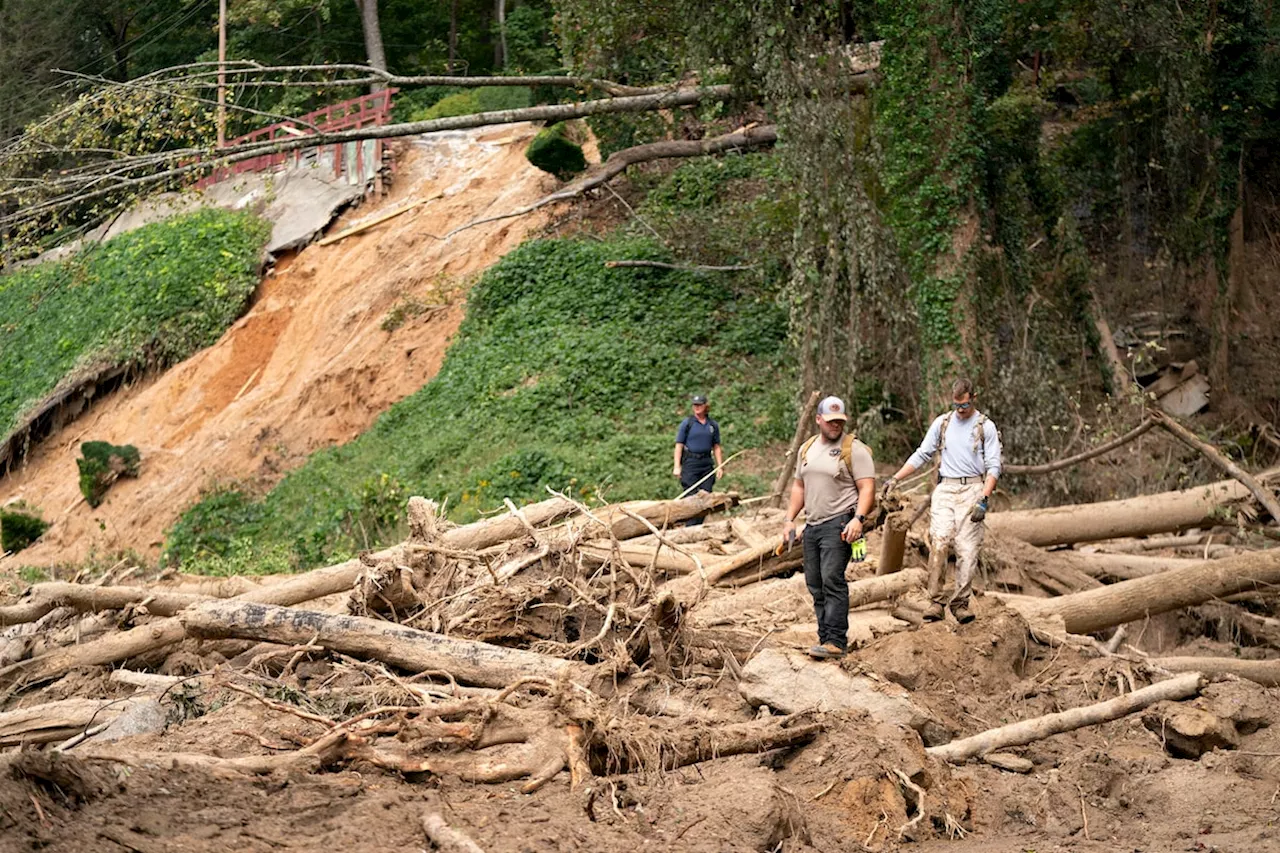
[927,673,1204,763]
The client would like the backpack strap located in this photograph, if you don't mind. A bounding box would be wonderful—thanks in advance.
[799,433,860,479]
[799,435,817,463]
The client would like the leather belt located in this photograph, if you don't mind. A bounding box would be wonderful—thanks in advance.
[940,476,983,485]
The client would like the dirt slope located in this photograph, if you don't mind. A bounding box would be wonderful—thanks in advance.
[0,124,554,570]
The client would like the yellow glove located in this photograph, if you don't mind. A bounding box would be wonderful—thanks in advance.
[850,536,867,563]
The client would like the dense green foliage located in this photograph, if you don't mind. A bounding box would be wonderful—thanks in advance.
[525,122,587,179]
[397,86,534,123]
[0,209,269,440]
[77,441,140,508]
[0,504,49,553]
[165,229,792,572]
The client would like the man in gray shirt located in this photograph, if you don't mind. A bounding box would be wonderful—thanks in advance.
[882,378,1002,624]
[781,395,877,658]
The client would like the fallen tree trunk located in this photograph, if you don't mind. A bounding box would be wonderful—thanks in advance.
[543,492,736,552]
[1008,548,1280,635]
[1154,656,1280,687]
[181,600,593,690]
[926,673,1204,763]
[0,583,212,627]
[988,471,1278,546]
[0,697,146,747]
[579,544,704,574]
[1075,552,1205,581]
[445,495,577,551]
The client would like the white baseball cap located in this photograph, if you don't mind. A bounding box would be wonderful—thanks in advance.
[817,395,848,422]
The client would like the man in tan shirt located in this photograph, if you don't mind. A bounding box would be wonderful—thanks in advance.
[781,395,876,659]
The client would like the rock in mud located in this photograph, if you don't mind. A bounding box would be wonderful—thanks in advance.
[739,649,941,737]
[1142,701,1239,758]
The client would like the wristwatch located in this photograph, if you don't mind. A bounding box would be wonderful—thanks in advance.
[854,513,866,523]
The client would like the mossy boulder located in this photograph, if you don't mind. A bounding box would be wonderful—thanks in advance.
[77,441,141,508]
[525,122,587,180]
[0,504,49,553]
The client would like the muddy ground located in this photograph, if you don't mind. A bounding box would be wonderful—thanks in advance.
[4,579,1279,853]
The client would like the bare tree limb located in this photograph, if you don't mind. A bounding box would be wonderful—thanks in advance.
[442,125,779,240]
[1003,418,1156,476]
[1153,410,1280,523]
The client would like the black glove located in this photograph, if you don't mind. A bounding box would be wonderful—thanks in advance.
[970,496,989,523]
[879,476,898,502]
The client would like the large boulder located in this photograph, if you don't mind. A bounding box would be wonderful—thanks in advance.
[739,649,945,742]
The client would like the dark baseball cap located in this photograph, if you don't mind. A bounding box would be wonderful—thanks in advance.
[691,394,708,405]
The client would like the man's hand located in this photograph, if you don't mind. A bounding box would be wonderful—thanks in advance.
[780,519,797,551]
[672,464,681,478]
[970,496,989,523]
[849,537,867,562]
[879,476,898,502]
[841,517,864,543]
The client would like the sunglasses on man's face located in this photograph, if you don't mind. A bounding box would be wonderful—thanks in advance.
[952,400,973,410]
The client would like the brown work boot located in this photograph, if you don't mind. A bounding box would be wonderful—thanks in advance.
[922,603,945,622]
[950,602,975,624]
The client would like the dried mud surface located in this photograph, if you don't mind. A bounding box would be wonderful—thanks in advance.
[0,124,557,571]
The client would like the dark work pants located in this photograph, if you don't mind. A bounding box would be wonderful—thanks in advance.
[803,511,853,649]
[680,456,715,526]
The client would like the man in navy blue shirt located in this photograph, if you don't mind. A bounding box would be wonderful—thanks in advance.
[674,394,723,515]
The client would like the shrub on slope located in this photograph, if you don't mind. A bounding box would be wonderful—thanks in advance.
[0,209,270,439]
[165,237,792,572]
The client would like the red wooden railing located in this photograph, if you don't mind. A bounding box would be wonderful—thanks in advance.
[198,88,398,188]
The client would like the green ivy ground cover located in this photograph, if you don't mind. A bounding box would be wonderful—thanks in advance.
[0,208,270,439]
[165,236,794,574]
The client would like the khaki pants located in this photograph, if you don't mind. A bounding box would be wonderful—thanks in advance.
[927,482,985,608]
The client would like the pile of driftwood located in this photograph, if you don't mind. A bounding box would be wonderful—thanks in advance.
[2,413,1280,846]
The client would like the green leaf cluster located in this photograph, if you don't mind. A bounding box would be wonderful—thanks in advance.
[77,441,140,508]
[525,122,587,180]
[0,209,270,440]
[165,234,793,572]
[0,503,49,554]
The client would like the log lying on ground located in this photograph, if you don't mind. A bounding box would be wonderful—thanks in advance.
[988,471,1278,547]
[1076,552,1205,581]
[1154,656,1280,687]
[546,492,736,550]
[0,583,213,627]
[446,495,578,550]
[579,543,705,574]
[1006,547,1280,635]
[926,673,1204,763]
[0,697,148,747]
[181,600,594,690]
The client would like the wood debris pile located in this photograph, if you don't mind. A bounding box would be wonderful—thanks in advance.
[3,452,1280,849]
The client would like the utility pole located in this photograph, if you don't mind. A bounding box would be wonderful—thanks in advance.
[216,0,227,147]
